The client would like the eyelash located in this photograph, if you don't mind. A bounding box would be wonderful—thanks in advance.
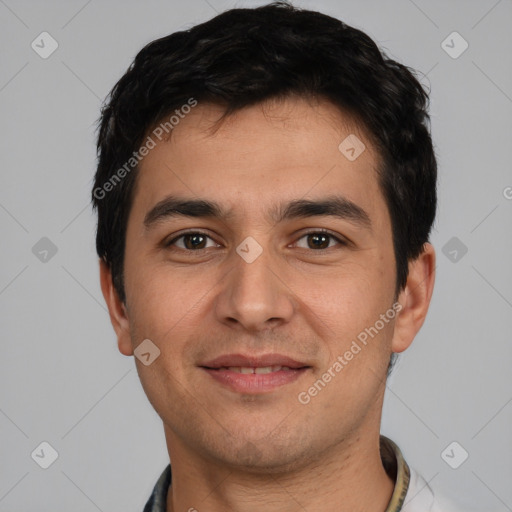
[164,229,347,252]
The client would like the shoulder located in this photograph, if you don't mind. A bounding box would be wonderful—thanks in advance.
[403,467,493,512]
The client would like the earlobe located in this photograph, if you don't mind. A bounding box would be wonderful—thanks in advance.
[99,259,134,356]
[391,243,436,354]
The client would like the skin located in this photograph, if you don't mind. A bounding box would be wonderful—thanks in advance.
[100,96,435,512]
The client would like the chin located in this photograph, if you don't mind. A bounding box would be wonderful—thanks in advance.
[205,431,315,475]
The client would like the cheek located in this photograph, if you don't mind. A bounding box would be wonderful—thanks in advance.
[300,262,385,322]
[298,261,395,363]
[126,246,199,312]
[125,262,220,364]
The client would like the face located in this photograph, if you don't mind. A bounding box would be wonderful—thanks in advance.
[102,96,428,472]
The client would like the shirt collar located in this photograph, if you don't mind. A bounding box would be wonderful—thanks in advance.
[143,435,411,512]
[381,435,411,511]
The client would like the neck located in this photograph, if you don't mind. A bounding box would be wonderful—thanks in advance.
[164,426,394,512]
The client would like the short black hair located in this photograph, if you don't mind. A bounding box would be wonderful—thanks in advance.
[92,1,437,307]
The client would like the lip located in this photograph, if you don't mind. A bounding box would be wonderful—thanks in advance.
[199,353,311,394]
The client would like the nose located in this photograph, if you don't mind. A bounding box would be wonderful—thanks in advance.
[214,241,295,333]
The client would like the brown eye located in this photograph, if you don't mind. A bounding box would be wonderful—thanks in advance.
[307,233,330,249]
[294,231,345,250]
[183,234,207,249]
[166,232,217,250]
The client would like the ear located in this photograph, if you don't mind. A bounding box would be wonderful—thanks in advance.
[99,259,133,356]
[391,243,436,353]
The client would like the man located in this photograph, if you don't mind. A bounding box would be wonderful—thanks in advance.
[92,2,467,510]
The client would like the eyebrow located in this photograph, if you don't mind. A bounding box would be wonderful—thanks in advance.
[143,195,372,231]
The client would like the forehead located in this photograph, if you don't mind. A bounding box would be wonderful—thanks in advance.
[130,96,388,229]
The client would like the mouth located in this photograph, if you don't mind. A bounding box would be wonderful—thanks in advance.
[199,354,312,394]
[209,365,297,374]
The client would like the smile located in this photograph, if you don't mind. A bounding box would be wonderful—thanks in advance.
[215,365,293,374]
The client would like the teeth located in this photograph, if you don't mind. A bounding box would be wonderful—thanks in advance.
[254,366,273,374]
[224,366,291,373]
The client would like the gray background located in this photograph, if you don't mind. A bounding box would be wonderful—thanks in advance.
[1,0,511,510]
